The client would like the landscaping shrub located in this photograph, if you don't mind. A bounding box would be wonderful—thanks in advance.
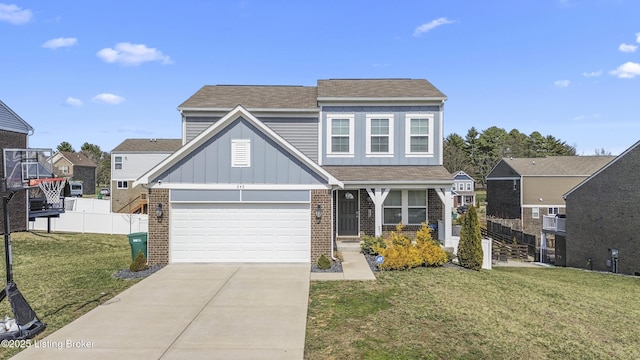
[129,250,149,272]
[361,235,385,255]
[373,223,447,270]
[457,205,483,271]
[317,254,332,270]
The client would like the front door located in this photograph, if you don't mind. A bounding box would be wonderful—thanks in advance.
[338,190,358,236]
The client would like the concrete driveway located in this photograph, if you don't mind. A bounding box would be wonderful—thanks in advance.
[11,263,310,360]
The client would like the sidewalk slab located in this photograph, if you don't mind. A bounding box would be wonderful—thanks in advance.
[311,252,376,281]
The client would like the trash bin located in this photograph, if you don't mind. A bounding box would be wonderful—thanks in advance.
[128,232,148,261]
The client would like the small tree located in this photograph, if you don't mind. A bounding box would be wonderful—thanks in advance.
[457,205,483,270]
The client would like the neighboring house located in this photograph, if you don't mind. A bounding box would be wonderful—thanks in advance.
[452,170,475,208]
[51,151,97,195]
[486,156,615,259]
[111,139,182,214]
[0,100,34,232]
[134,79,455,265]
[561,140,640,275]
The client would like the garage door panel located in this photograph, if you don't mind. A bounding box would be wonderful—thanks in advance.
[170,203,310,263]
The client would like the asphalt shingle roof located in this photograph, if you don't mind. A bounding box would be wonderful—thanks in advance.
[500,156,616,176]
[323,166,453,182]
[112,139,182,152]
[317,79,447,99]
[58,151,96,167]
[179,85,319,109]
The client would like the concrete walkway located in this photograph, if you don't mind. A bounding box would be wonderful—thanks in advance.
[310,252,377,281]
[12,263,310,360]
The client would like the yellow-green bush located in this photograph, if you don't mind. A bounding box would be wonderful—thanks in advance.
[373,223,448,270]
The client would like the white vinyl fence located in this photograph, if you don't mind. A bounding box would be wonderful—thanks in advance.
[29,198,148,235]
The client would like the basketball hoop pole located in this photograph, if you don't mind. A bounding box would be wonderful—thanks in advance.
[2,192,15,285]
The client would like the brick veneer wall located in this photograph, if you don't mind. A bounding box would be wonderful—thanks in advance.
[147,188,169,265]
[1,130,28,233]
[359,189,375,237]
[311,189,332,263]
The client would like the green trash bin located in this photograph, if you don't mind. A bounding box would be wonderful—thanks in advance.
[128,232,148,261]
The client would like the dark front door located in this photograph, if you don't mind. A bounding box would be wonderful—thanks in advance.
[338,190,358,236]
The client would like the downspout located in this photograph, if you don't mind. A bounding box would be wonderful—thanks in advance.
[330,187,337,261]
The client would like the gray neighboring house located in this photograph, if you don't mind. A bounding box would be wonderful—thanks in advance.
[135,79,456,265]
[562,140,640,275]
[0,100,34,232]
[51,151,97,195]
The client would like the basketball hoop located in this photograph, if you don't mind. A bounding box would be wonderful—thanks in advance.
[29,178,66,208]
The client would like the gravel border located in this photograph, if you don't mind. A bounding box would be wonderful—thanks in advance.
[112,265,165,280]
[311,261,343,273]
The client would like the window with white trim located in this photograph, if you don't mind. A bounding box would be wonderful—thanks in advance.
[327,114,354,156]
[383,190,427,225]
[59,165,69,174]
[532,207,540,219]
[405,114,434,156]
[115,156,123,170]
[231,139,251,167]
[548,207,559,215]
[117,180,128,189]
[466,182,472,191]
[366,114,394,156]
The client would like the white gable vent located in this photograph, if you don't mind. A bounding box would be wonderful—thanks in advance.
[232,139,251,167]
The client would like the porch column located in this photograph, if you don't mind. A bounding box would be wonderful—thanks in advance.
[366,188,390,237]
[435,188,453,247]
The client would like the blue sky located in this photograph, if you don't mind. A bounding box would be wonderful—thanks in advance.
[1,0,639,155]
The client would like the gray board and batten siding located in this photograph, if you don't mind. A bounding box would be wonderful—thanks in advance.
[185,116,319,162]
[171,189,310,203]
[157,117,326,185]
[321,106,442,166]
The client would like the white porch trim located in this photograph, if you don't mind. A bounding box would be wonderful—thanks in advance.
[435,187,453,247]
[366,188,390,237]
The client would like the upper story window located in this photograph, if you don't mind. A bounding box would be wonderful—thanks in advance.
[59,165,69,174]
[405,114,434,157]
[115,156,123,170]
[327,114,354,157]
[117,180,128,189]
[466,182,472,191]
[366,114,394,156]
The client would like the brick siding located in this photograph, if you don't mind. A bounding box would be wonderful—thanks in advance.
[147,188,169,265]
[311,189,332,263]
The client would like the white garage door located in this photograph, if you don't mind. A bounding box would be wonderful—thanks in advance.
[170,203,310,263]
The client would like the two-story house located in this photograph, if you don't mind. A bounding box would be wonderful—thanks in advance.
[452,170,475,209]
[561,140,640,275]
[134,79,455,265]
[110,139,182,214]
[1,100,34,232]
[51,151,97,195]
[486,156,614,260]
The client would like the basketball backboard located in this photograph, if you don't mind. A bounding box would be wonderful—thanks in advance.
[2,148,54,191]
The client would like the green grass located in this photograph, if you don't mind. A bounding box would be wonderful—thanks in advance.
[305,266,640,360]
[0,231,140,359]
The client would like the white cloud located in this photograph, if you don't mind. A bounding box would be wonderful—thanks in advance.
[42,37,78,49]
[413,17,455,37]
[582,70,602,78]
[636,32,640,43]
[65,97,83,107]
[92,93,125,105]
[554,80,570,88]
[0,3,32,24]
[618,43,637,53]
[610,62,640,79]
[96,42,172,66]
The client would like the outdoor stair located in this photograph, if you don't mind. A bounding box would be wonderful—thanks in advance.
[336,237,362,253]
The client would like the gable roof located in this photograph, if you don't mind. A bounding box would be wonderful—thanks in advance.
[55,151,96,168]
[134,105,342,187]
[317,79,447,100]
[112,139,182,153]
[454,170,475,181]
[488,156,615,178]
[564,139,640,199]
[178,85,318,110]
[323,165,453,185]
[0,100,34,134]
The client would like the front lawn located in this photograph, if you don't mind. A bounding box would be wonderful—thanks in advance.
[305,266,640,359]
[0,231,141,359]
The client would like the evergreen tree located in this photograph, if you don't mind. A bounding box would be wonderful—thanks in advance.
[457,205,483,271]
[57,141,75,152]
